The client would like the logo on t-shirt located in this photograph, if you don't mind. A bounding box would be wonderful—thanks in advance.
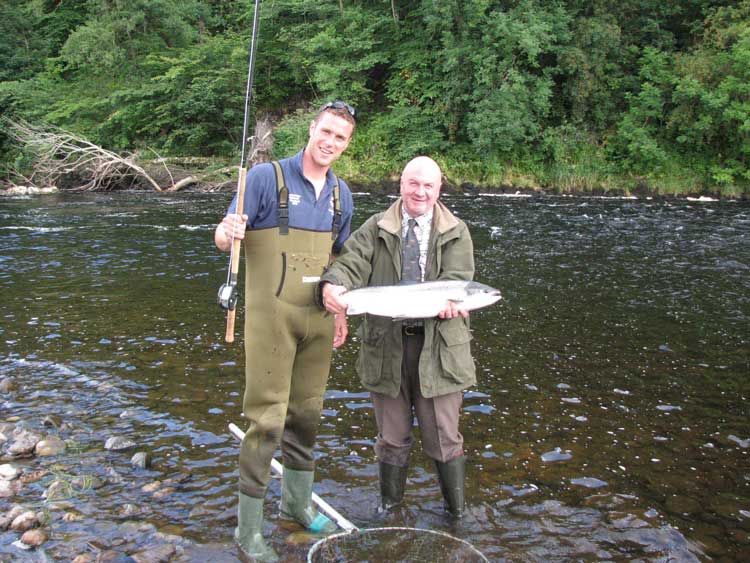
[289,193,302,206]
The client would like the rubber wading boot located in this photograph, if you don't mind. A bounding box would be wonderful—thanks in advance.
[280,468,337,534]
[235,493,279,562]
[379,461,408,511]
[435,455,466,519]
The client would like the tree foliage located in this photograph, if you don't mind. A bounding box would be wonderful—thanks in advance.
[1,0,747,193]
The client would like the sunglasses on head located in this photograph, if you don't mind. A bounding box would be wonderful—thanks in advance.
[320,100,356,119]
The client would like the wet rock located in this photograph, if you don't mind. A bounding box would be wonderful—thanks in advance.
[118,504,141,518]
[20,527,48,547]
[72,474,104,489]
[42,415,63,428]
[35,435,67,456]
[63,511,85,522]
[541,448,573,462]
[0,480,14,498]
[0,431,7,446]
[44,479,72,501]
[0,463,19,480]
[72,555,96,563]
[131,451,151,469]
[10,510,40,532]
[105,436,137,451]
[18,468,48,484]
[132,543,176,563]
[570,477,608,489]
[153,486,176,500]
[142,480,163,493]
[0,378,15,393]
[7,428,43,457]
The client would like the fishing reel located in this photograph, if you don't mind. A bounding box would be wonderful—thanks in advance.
[217,282,238,311]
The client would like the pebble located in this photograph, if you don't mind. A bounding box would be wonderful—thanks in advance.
[7,428,43,456]
[132,543,176,563]
[35,436,67,456]
[0,480,15,498]
[105,436,137,451]
[0,464,19,480]
[0,378,15,393]
[131,451,151,469]
[20,527,48,547]
[10,510,40,532]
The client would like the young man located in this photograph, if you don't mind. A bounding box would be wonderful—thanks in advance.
[319,156,475,519]
[215,101,356,562]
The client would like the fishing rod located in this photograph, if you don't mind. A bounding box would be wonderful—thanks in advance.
[218,0,262,343]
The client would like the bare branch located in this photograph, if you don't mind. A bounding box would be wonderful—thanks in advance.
[4,119,164,191]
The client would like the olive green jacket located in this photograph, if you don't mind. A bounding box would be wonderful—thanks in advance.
[319,198,476,398]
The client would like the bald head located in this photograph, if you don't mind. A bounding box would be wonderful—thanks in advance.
[400,156,443,218]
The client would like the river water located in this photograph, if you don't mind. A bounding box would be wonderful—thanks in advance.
[0,192,748,562]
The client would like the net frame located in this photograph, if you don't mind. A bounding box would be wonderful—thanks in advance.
[307,525,490,563]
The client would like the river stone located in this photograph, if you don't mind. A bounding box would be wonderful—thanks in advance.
[8,429,43,456]
[71,555,95,563]
[0,432,6,446]
[20,527,48,547]
[105,436,136,451]
[131,451,151,469]
[10,510,39,532]
[0,480,17,498]
[44,479,71,501]
[132,544,176,563]
[0,378,14,393]
[42,415,63,428]
[0,464,19,480]
[35,436,67,456]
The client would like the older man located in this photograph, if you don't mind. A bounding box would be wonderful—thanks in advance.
[318,156,475,518]
[216,101,356,562]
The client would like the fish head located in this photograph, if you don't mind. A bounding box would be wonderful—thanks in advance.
[462,281,502,311]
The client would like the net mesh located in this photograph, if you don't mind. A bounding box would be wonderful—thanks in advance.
[308,527,488,563]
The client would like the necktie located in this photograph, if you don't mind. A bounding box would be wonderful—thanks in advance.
[401,219,422,282]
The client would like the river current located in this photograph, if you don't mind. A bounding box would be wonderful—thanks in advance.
[0,192,748,562]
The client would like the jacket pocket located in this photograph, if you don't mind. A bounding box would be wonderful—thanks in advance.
[438,320,474,384]
[356,323,386,386]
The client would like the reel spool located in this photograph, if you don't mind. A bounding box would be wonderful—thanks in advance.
[217,283,238,310]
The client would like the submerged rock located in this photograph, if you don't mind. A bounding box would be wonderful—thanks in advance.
[35,436,67,456]
[7,428,43,457]
[0,463,19,480]
[131,543,176,563]
[105,436,136,451]
[0,378,15,393]
[20,527,48,547]
[131,451,151,469]
[10,510,41,532]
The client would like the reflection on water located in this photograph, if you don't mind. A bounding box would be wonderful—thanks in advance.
[0,192,748,562]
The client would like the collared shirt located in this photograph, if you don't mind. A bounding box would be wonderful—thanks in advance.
[227,150,354,253]
[401,207,432,281]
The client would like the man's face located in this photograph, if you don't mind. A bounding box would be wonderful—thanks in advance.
[400,160,442,218]
[305,112,353,170]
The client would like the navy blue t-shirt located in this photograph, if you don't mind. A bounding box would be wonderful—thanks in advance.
[228,150,353,254]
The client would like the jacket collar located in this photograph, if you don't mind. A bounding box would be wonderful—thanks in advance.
[378,198,459,236]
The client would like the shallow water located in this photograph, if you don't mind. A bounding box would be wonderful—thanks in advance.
[0,192,748,562]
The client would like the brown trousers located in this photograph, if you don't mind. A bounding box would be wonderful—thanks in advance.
[371,330,464,467]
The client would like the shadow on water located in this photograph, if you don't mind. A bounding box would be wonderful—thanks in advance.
[0,192,748,562]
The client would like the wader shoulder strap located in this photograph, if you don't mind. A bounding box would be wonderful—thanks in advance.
[272,161,289,235]
[332,176,341,241]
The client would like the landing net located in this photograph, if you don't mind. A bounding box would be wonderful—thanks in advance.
[307,526,489,563]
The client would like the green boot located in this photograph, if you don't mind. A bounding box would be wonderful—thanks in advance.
[435,455,466,519]
[280,467,337,534]
[379,462,408,511]
[235,493,279,562]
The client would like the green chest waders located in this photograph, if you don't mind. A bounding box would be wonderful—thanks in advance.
[238,163,341,499]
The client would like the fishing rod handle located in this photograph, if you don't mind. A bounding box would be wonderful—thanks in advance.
[225,166,247,343]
